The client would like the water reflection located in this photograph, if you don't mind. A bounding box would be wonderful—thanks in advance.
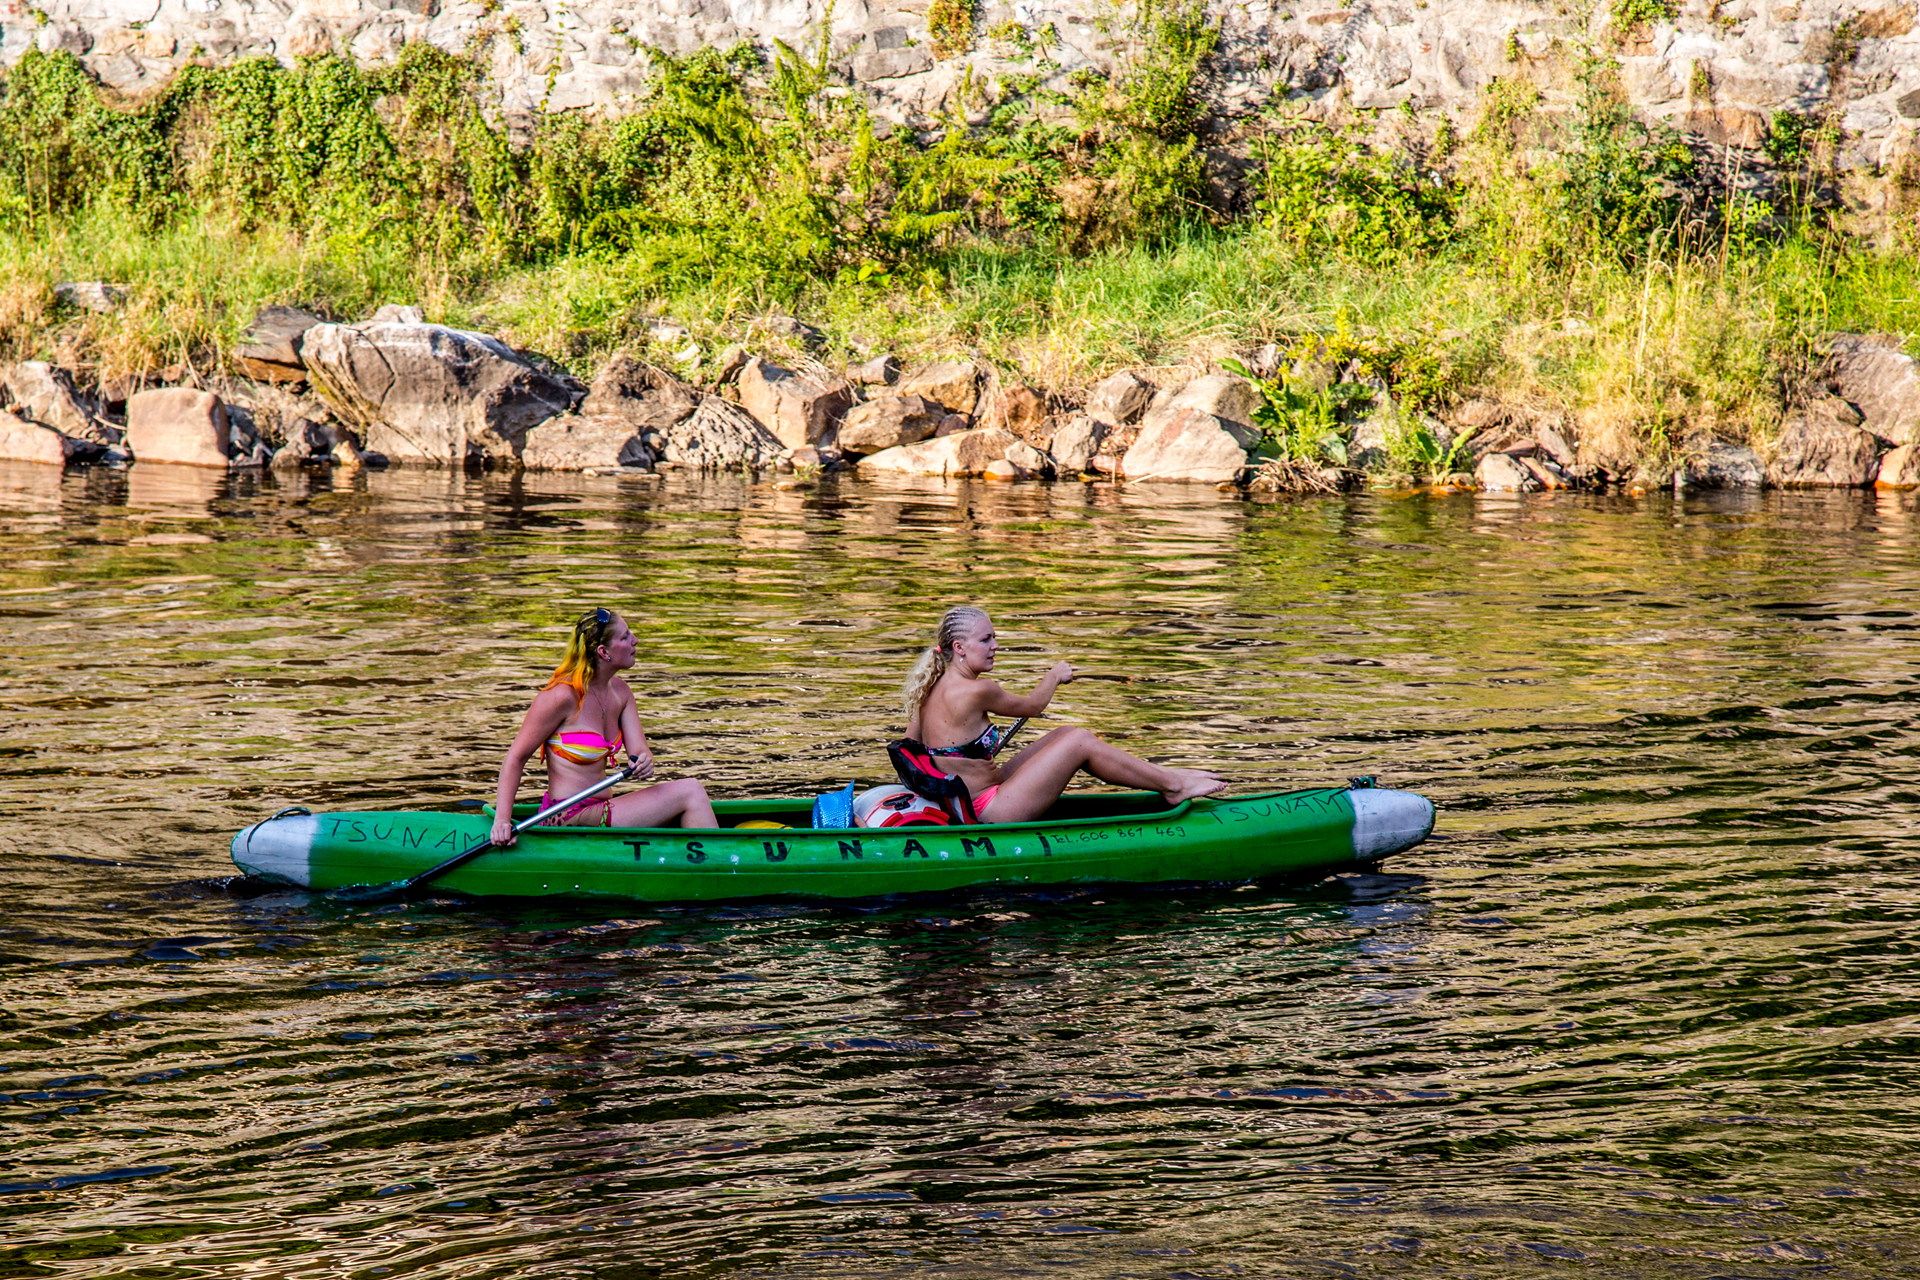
[1,470,1919,1276]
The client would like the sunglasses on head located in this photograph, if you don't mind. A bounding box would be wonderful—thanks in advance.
[595,607,611,626]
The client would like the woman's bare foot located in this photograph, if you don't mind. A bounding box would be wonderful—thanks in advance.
[1161,770,1227,806]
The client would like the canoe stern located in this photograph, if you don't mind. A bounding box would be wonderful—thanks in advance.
[1347,788,1435,861]
[231,813,318,888]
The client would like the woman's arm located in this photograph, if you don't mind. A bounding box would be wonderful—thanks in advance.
[973,661,1076,719]
[613,678,655,778]
[491,688,574,846]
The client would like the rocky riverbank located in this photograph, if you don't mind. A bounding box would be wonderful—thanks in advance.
[3,298,1917,493]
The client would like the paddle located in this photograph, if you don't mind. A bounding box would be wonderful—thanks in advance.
[333,760,647,904]
[991,717,1030,758]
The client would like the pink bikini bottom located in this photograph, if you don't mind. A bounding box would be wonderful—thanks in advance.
[540,792,612,827]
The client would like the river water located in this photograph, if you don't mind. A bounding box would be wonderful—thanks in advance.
[2,462,1918,1278]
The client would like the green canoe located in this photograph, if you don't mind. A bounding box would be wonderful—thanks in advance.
[229,784,1435,902]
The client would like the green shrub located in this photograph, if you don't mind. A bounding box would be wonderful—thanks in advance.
[1260,125,1457,267]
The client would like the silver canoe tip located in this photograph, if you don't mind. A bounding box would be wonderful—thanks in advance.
[1349,789,1436,861]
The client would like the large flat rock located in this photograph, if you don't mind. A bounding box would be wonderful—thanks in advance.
[301,322,581,466]
[856,426,1022,476]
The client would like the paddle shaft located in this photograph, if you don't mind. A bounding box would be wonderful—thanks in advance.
[344,762,642,901]
[991,718,1030,758]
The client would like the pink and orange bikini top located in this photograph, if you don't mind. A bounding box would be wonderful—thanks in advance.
[543,729,622,767]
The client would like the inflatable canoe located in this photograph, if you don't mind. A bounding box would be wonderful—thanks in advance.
[230,783,1435,902]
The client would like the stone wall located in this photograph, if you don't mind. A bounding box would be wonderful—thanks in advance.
[4,0,1918,185]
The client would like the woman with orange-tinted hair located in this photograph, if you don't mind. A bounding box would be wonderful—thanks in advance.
[489,607,716,846]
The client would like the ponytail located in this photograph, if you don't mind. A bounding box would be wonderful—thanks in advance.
[542,607,620,705]
[899,605,989,722]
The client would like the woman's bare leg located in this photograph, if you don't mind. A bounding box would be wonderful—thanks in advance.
[983,727,1223,823]
[609,778,717,828]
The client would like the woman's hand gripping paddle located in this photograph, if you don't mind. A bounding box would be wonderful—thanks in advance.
[333,760,647,904]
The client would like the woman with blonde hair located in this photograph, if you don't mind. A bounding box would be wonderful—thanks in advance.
[898,606,1225,823]
[490,607,716,845]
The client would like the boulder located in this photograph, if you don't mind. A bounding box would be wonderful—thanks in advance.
[1535,420,1578,469]
[580,354,698,429]
[1683,436,1764,489]
[520,414,647,471]
[712,346,751,384]
[1346,401,1393,472]
[0,362,109,442]
[896,360,981,415]
[366,303,426,325]
[936,413,971,437]
[1085,371,1154,426]
[1002,385,1048,436]
[663,396,786,470]
[735,356,852,449]
[1120,408,1258,483]
[760,315,826,350]
[1047,414,1108,472]
[300,322,581,466]
[836,394,945,455]
[983,459,1021,481]
[54,281,127,313]
[1823,334,1920,443]
[1005,439,1051,476]
[1520,456,1569,489]
[234,306,323,382]
[1876,443,1920,488]
[1475,452,1537,491]
[1769,406,1881,486]
[1139,374,1261,436]
[125,389,232,467]
[850,354,900,386]
[0,411,72,465]
[857,426,1024,477]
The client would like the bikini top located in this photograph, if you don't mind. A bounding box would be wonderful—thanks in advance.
[544,729,623,767]
[927,721,1003,760]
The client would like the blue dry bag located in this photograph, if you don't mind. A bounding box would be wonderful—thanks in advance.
[811,783,856,830]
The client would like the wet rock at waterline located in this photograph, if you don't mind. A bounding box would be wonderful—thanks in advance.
[836,394,946,455]
[234,306,324,383]
[299,322,582,466]
[1004,439,1052,478]
[520,414,650,472]
[896,361,982,417]
[1683,437,1765,489]
[0,410,79,466]
[0,361,113,443]
[1875,443,1920,488]
[735,357,851,450]
[1046,414,1108,473]
[125,389,237,468]
[1085,371,1155,427]
[1475,452,1538,492]
[1822,334,1920,444]
[662,396,786,471]
[856,426,1023,477]
[1120,408,1258,484]
[1769,400,1883,487]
